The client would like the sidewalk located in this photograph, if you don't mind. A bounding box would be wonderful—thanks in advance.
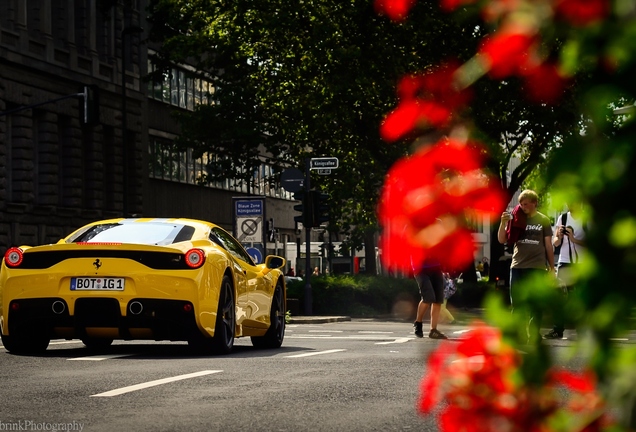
[288,308,486,324]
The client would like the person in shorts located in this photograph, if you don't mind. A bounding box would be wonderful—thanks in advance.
[412,259,448,339]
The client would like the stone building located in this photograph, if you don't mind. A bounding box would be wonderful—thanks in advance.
[0,0,300,262]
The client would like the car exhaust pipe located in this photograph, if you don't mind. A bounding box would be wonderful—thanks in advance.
[129,301,144,315]
[51,301,66,314]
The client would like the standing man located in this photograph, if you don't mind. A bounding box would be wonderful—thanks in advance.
[498,190,555,340]
[544,202,587,339]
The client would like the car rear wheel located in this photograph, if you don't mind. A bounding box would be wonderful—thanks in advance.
[1,333,50,355]
[251,282,285,349]
[188,275,236,355]
[210,275,236,354]
[81,338,114,350]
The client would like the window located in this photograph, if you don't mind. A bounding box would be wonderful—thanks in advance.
[0,0,17,30]
[148,138,294,200]
[27,0,43,39]
[211,227,255,266]
[96,1,114,62]
[51,0,68,49]
[147,61,215,111]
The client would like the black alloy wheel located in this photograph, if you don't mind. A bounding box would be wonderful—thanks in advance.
[211,275,235,355]
[251,282,285,349]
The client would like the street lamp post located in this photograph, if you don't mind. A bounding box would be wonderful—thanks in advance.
[121,25,143,217]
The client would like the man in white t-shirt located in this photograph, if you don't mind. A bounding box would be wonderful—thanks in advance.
[544,202,587,339]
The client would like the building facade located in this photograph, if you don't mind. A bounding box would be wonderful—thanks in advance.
[0,0,300,261]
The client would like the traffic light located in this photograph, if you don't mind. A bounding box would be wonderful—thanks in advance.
[79,85,100,126]
[311,190,330,227]
[293,191,313,228]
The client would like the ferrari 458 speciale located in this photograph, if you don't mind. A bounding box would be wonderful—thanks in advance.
[0,218,287,355]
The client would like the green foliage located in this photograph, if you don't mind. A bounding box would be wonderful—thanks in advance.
[285,275,420,317]
[146,0,577,249]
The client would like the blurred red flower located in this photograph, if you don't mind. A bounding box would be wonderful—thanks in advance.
[380,63,472,142]
[479,31,537,79]
[522,62,569,104]
[554,0,609,26]
[378,139,506,272]
[374,0,416,21]
[439,0,477,13]
[418,323,614,431]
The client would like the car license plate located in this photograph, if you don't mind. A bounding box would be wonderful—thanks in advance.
[70,277,125,291]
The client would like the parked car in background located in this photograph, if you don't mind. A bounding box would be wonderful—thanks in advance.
[1,218,287,355]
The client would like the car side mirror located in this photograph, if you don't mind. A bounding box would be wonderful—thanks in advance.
[265,256,286,270]
[259,256,286,277]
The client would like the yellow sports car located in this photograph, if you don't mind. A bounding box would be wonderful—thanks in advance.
[0,218,287,355]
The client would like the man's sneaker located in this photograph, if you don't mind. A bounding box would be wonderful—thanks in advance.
[429,328,448,339]
[413,321,424,338]
[543,330,563,340]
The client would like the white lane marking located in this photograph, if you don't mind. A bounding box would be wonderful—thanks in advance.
[610,338,628,341]
[1,340,80,350]
[453,330,472,334]
[286,335,398,340]
[290,334,334,337]
[359,331,393,334]
[309,330,343,333]
[90,370,222,397]
[375,337,412,345]
[68,354,132,361]
[285,349,346,358]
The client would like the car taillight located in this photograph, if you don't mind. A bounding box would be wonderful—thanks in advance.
[185,249,205,269]
[5,247,24,268]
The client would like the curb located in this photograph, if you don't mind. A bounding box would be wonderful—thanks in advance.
[288,316,352,324]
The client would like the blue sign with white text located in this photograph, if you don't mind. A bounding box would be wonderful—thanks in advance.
[236,200,263,217]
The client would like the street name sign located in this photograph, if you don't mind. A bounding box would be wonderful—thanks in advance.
[310,157,339,170]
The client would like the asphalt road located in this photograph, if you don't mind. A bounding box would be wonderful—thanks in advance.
[1,320,633,432]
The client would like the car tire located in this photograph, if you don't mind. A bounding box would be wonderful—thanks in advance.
[81,338,114,350]
[210,275,236,355]
[1,333,50,355]
[251,282,285,349]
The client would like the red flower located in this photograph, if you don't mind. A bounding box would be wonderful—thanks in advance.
[418,323,613,431]
[547,368,597,392]
[380,100,453,142]
[478,31,537,79]
[554,0,609,26]
[380,63,472,143]
[374,0,417,21]
[378,139,506,272]
[439,0,477,13]
[522,62,569,104]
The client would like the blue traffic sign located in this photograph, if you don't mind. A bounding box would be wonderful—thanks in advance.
[246,247,263,264]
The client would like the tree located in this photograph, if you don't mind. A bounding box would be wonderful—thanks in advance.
[147,0,578,264]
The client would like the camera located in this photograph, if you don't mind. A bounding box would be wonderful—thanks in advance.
[560,226,573,236]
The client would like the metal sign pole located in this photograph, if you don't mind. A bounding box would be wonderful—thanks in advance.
[304,158,313,315]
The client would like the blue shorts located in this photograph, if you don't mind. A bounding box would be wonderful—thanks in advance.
[415,267,444,304]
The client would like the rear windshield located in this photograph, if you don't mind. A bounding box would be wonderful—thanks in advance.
[67,222,196,246]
